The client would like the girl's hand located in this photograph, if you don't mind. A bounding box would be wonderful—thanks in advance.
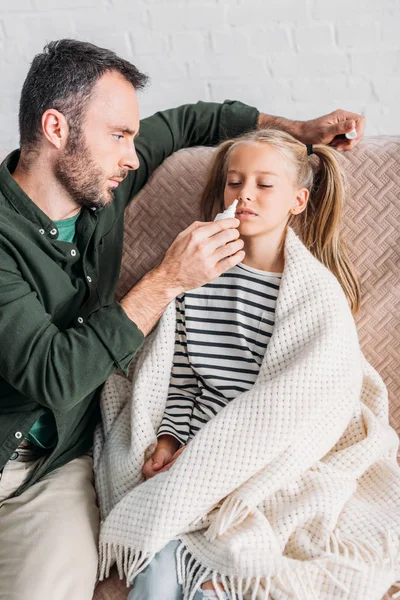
[159,445,187,473]
[142,435,180,480]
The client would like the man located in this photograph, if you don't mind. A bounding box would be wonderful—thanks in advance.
[0,39,365,600]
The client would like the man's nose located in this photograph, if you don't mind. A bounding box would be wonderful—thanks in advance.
[121,144,140,171]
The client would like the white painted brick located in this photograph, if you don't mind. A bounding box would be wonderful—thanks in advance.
[171,32,208,59]
[0,0,33,11]
[351,50,400,76]
[269,52,349,78]
[130,30,169,56]
[134,54,187,81]
[0,0,399,140]
[33,0,98,8]
[211,30,250,55]
[209,78,292,109]
[378,19,400,48]
[212,28,291,56]
[293,24,335,52]
[150,4,225,31]
[336,22,380,49]
[73,8,149,34]
[227,0,309,25]
[290,76,371,112]
[188,53,267,79]
[371,78,400,103]
[140,80,209,113]
[363,103,400,135]
[312,0,382,20]
[250,27,292,54]
[2,15,75,60]
[79,32,133,60]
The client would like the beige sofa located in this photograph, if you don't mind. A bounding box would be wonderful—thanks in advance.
[1,136,399,599]
[94,137,400,600]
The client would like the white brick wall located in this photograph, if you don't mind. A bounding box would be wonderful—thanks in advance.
[0,0,399,150]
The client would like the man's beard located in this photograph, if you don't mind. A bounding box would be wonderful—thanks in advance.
[54,131,123,210]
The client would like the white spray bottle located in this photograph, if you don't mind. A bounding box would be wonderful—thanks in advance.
[214,199,239,221]
[345,128,357,140]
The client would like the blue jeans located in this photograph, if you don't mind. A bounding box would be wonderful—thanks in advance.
[127,540,228,600]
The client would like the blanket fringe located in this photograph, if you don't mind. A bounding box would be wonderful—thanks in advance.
[176,542,358,600]
[177,541,274,600]
[324,527,400,570]
[98,542,155,585]
[205,496,251,542]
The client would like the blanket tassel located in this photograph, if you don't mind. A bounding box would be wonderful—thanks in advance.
[177,542,274,600]
[205,497,251,542]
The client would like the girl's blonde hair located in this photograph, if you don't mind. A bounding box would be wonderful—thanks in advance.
[200,128,360,314]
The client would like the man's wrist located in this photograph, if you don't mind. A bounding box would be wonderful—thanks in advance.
[119,265,183,336]
[257,113,305,142]
[150,264,184,302]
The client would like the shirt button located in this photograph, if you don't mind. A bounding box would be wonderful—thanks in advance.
[14,431,23,440]
[70,249,77,257]
[50,228,58,236]
[77,317,84,324]
[39,229,45,235]
[86,276,92,283]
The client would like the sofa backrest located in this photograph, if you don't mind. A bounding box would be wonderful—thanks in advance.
[117,139,400,438]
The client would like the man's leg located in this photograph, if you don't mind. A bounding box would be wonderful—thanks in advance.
[0,454,99,600]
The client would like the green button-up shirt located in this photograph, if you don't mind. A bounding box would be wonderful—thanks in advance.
[0,100,258,494]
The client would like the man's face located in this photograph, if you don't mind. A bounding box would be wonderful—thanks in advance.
[54,71,140,210]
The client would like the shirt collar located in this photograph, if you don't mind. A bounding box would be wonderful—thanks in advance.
[0,150,99,232]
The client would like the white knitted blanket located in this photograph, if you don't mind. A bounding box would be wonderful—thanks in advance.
[94,229,400,600]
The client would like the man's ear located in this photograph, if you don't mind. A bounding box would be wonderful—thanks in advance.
[41,109,69,150]
[291,188,309,215]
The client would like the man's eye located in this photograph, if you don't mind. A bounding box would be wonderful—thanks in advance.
[112,134,124,141]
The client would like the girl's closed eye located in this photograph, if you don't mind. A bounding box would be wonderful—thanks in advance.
[227,181,241,187]
[258,184,273,188]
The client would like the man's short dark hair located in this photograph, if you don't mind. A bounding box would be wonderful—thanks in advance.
[19,39,149,152]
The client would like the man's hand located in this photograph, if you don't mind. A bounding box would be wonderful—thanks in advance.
[142,435,180,480]
[156,218,244,297]
[120,218,244,335]
[258,109,365,151]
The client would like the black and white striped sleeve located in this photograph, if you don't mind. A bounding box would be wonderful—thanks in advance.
[157,298,200,445]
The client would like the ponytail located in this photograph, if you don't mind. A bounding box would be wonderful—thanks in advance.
[292,144,361,314]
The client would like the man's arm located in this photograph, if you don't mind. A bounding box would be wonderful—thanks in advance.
[127,101,365,203]
[258,108,366,151]
[0,247,144,412]
[0,218,244,411]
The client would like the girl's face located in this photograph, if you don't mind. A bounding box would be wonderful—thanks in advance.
[224,142,308,239]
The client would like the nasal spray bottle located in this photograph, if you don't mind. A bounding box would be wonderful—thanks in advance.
[214,199,239,221]
[345,128,357,140]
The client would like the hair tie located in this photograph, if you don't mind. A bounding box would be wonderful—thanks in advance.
[306,144,313,156]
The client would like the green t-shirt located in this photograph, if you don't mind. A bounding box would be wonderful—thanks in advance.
[25,212,81,448]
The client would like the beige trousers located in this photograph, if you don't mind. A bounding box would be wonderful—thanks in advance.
[0,454,99,600]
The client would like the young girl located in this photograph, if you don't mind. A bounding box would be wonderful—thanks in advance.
[95,130,400,600]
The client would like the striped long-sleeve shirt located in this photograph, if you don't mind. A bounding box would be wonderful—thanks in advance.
[158,263,282,445]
